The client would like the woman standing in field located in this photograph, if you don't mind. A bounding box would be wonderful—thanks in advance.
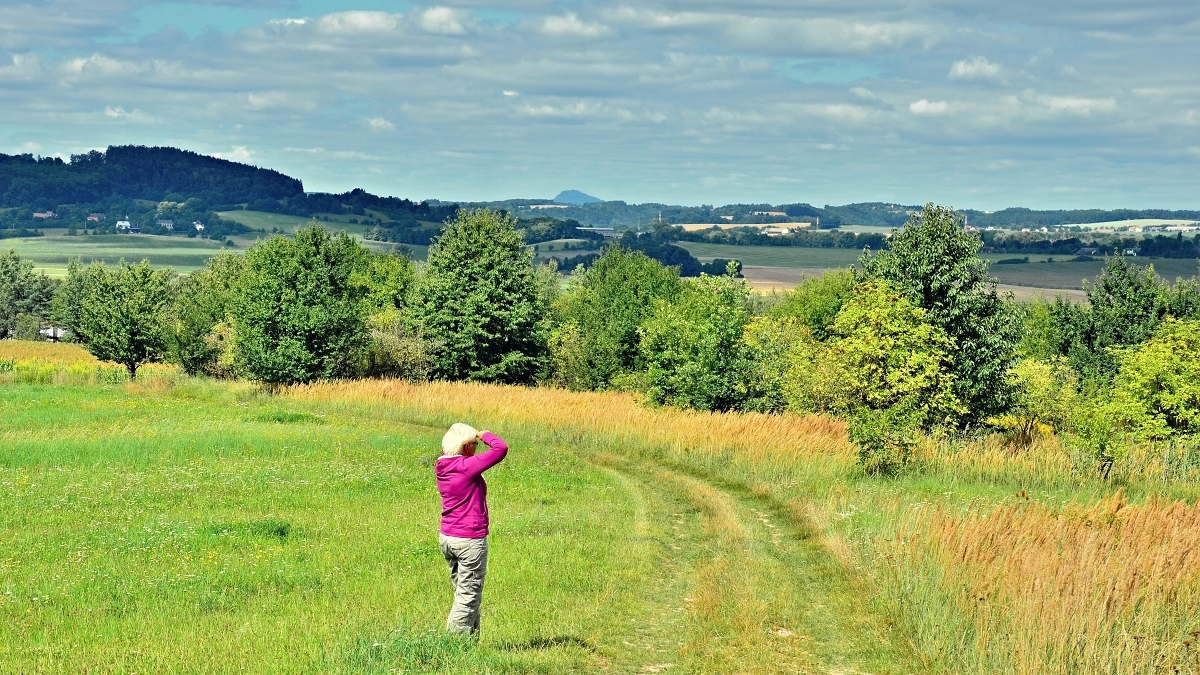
[435,423,508,635]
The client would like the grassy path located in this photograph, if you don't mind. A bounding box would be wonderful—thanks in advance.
[592,453,914,674]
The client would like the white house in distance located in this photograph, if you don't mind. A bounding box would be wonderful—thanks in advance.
[157,219,174,230]
[193,221,205,232]
[115,219,140,233]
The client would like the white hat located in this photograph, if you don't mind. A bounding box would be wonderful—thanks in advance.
[442,423,478,456]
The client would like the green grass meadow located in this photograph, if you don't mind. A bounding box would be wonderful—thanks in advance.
[0,382,644,673]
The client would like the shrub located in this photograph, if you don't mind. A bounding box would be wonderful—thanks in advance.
[639,264,752,411]
[769,268,854,340]
[991,357,1078,449]
[741,316,812,413]
[860,203,1022,424]
[230,225,369,385]
[848,406,920,475]
[549,247,681,390]
[359,310,440,381]
[1108,318,1200,439]
[411,209,545,384]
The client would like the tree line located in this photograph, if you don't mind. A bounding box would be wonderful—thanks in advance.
[4,204,1198,473]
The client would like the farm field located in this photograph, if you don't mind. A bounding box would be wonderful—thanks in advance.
[1,211,426,276]
[4,342,1200,674]
[680,242,1199,291]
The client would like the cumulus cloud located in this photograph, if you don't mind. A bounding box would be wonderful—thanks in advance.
[418,7,471,36]
[540,13,613,38]
[949,56,1001,80]
[909,99,950,115]
[365,117,395,132]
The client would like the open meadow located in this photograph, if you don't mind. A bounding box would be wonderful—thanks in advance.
[4,342,1200,674]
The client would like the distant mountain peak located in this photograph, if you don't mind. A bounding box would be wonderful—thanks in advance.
[554,189,602,205]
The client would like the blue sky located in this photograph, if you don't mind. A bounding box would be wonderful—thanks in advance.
[1,0,1198,209]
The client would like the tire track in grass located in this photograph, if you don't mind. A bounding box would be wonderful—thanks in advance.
[592,454,916,674]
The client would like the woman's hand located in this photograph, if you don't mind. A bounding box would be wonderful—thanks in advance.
[477,430,492,439]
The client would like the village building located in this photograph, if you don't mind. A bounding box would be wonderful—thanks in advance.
[193,221,205,232]
[87,213,104,222]
[157,219,174,230]
[32,211,56,219]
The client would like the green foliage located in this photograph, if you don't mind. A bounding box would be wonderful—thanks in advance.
[847,407,920,475]
[356,251,416,314]
[166,252,244,376]
[52,258,101,341]
[741,316,811,413]
[639,267,751,411]
[860,203,1021,424]
[549,247,681,390]
[991,357,1079,449]
[358,309,439,381]
[1108,318,1200,439]
[74,260,174,378]
[1016,298,1061,361]
[769,268,855,339]
[1062,256,1171,381]
[0,250,56,339]
[411,209,545,383]
[230,225,369,385]
[785,280,963,428]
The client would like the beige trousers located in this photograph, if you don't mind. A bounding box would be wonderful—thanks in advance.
[439,533,488,634]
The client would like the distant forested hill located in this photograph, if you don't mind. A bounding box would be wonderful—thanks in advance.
[0,146,302,208]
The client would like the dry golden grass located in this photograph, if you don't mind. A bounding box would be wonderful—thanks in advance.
[289,378,854,463]
[0,340,177,384]
[886,495,1200,674]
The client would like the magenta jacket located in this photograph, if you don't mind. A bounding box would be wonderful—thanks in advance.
[435,432,508,538]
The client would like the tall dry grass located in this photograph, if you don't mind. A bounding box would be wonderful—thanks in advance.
[289,379,853,464]
[0,340,177,385]
[877,496,1200,674]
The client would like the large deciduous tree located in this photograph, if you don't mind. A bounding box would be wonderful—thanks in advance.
[230,225,369,385]
[859,203,1022,425]
[74,260,174,379]
[411,209,545,383]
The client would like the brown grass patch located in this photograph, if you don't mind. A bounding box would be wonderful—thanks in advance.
[891,496,1200,673]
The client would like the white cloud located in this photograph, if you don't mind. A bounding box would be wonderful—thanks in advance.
[316,11,400,35]
[1033,94,1116,115]
[540,12,612,39]
[909,99,950,115]
[949,56,1001,80]
[502,90,518,96]
[365,117,395,132]
[418,7,470,36]
[1187,146,1200,158]
[215,146,254,161]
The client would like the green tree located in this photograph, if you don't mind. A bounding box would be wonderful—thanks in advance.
[769,268,855,340]
[411,209,544,383]
[1108,318,1200,439]
[230,226,369,385]
[859,203,1021,424]
[0,250,57,339]
[1060,256,1170,381]
[550,247,682,390]
[74,260,174,379]
[785,280,963,428]
[165,252,244,376]
[53,258,102,341]
[639,265,751,411]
